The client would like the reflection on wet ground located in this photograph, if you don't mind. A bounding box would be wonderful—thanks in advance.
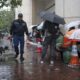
[0,45,80,80]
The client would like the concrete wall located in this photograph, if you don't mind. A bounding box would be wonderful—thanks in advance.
[15,0,55,26]
[32,0,55,25]
[32,0,45,25]
[15,0,80,27]
[15,0,32,27]
[43,0,55,12]
[55,0,80,23]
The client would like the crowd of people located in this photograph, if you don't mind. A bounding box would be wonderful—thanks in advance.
[9,13,80,65]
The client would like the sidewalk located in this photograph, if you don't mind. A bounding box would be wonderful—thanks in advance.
[0,42,80,80]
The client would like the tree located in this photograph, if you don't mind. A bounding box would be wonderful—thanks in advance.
[0,10,15,31]
[0,0,22,31]
[0,0,22,8]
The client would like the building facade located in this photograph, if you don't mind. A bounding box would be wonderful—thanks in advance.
[15,0,80,26]
[15,0,32,26]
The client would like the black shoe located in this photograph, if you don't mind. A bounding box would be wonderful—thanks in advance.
[20,57,24,61]
[14,54,19,58]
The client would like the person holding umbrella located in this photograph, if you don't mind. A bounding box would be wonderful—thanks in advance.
[40,20,61,64]
[39,11,65,64]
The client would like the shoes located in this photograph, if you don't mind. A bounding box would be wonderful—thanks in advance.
[40,60,44,64]
[14,54,19,58]
[50,61,54,65]
[20,56,24,61]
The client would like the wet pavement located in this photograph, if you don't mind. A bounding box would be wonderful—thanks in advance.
[0,43,80,80]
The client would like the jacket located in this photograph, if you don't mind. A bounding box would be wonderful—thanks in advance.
[10,19,29,36]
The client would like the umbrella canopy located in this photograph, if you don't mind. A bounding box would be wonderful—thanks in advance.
[37,21,44,30]
[40,11,65,24]
[65,21,80,31]
[65,29,80,41]
[28,25,37,32]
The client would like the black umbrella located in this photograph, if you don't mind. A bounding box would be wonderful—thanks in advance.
[40,11,65,24]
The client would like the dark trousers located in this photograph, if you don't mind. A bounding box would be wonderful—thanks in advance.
[78,51,80,58]
[13,35,24,56]
[41,36,56,61]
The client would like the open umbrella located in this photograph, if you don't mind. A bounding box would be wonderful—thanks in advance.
[65,21,80,31]
[37,21,44,30]
[69,29,80,41]
[28,25,37,32]
[40,11,65,24]
[65,29,80,41]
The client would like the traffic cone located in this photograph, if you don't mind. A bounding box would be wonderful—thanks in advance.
[68,41,79,67]
[36,42,42,54]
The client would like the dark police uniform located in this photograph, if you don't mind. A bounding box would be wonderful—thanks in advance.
[10,19,29,60]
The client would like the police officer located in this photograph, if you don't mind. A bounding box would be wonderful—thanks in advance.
[10,13,29,61]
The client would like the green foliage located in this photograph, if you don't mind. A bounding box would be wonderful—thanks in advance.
[0,10,15,31]
[10,0,22,8]
[0,0,22,8]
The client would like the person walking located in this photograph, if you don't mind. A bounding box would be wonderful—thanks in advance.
[40,20,60,65]
[10,13,29,61]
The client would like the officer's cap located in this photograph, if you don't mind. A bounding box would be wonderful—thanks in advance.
[18,13,23,17]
